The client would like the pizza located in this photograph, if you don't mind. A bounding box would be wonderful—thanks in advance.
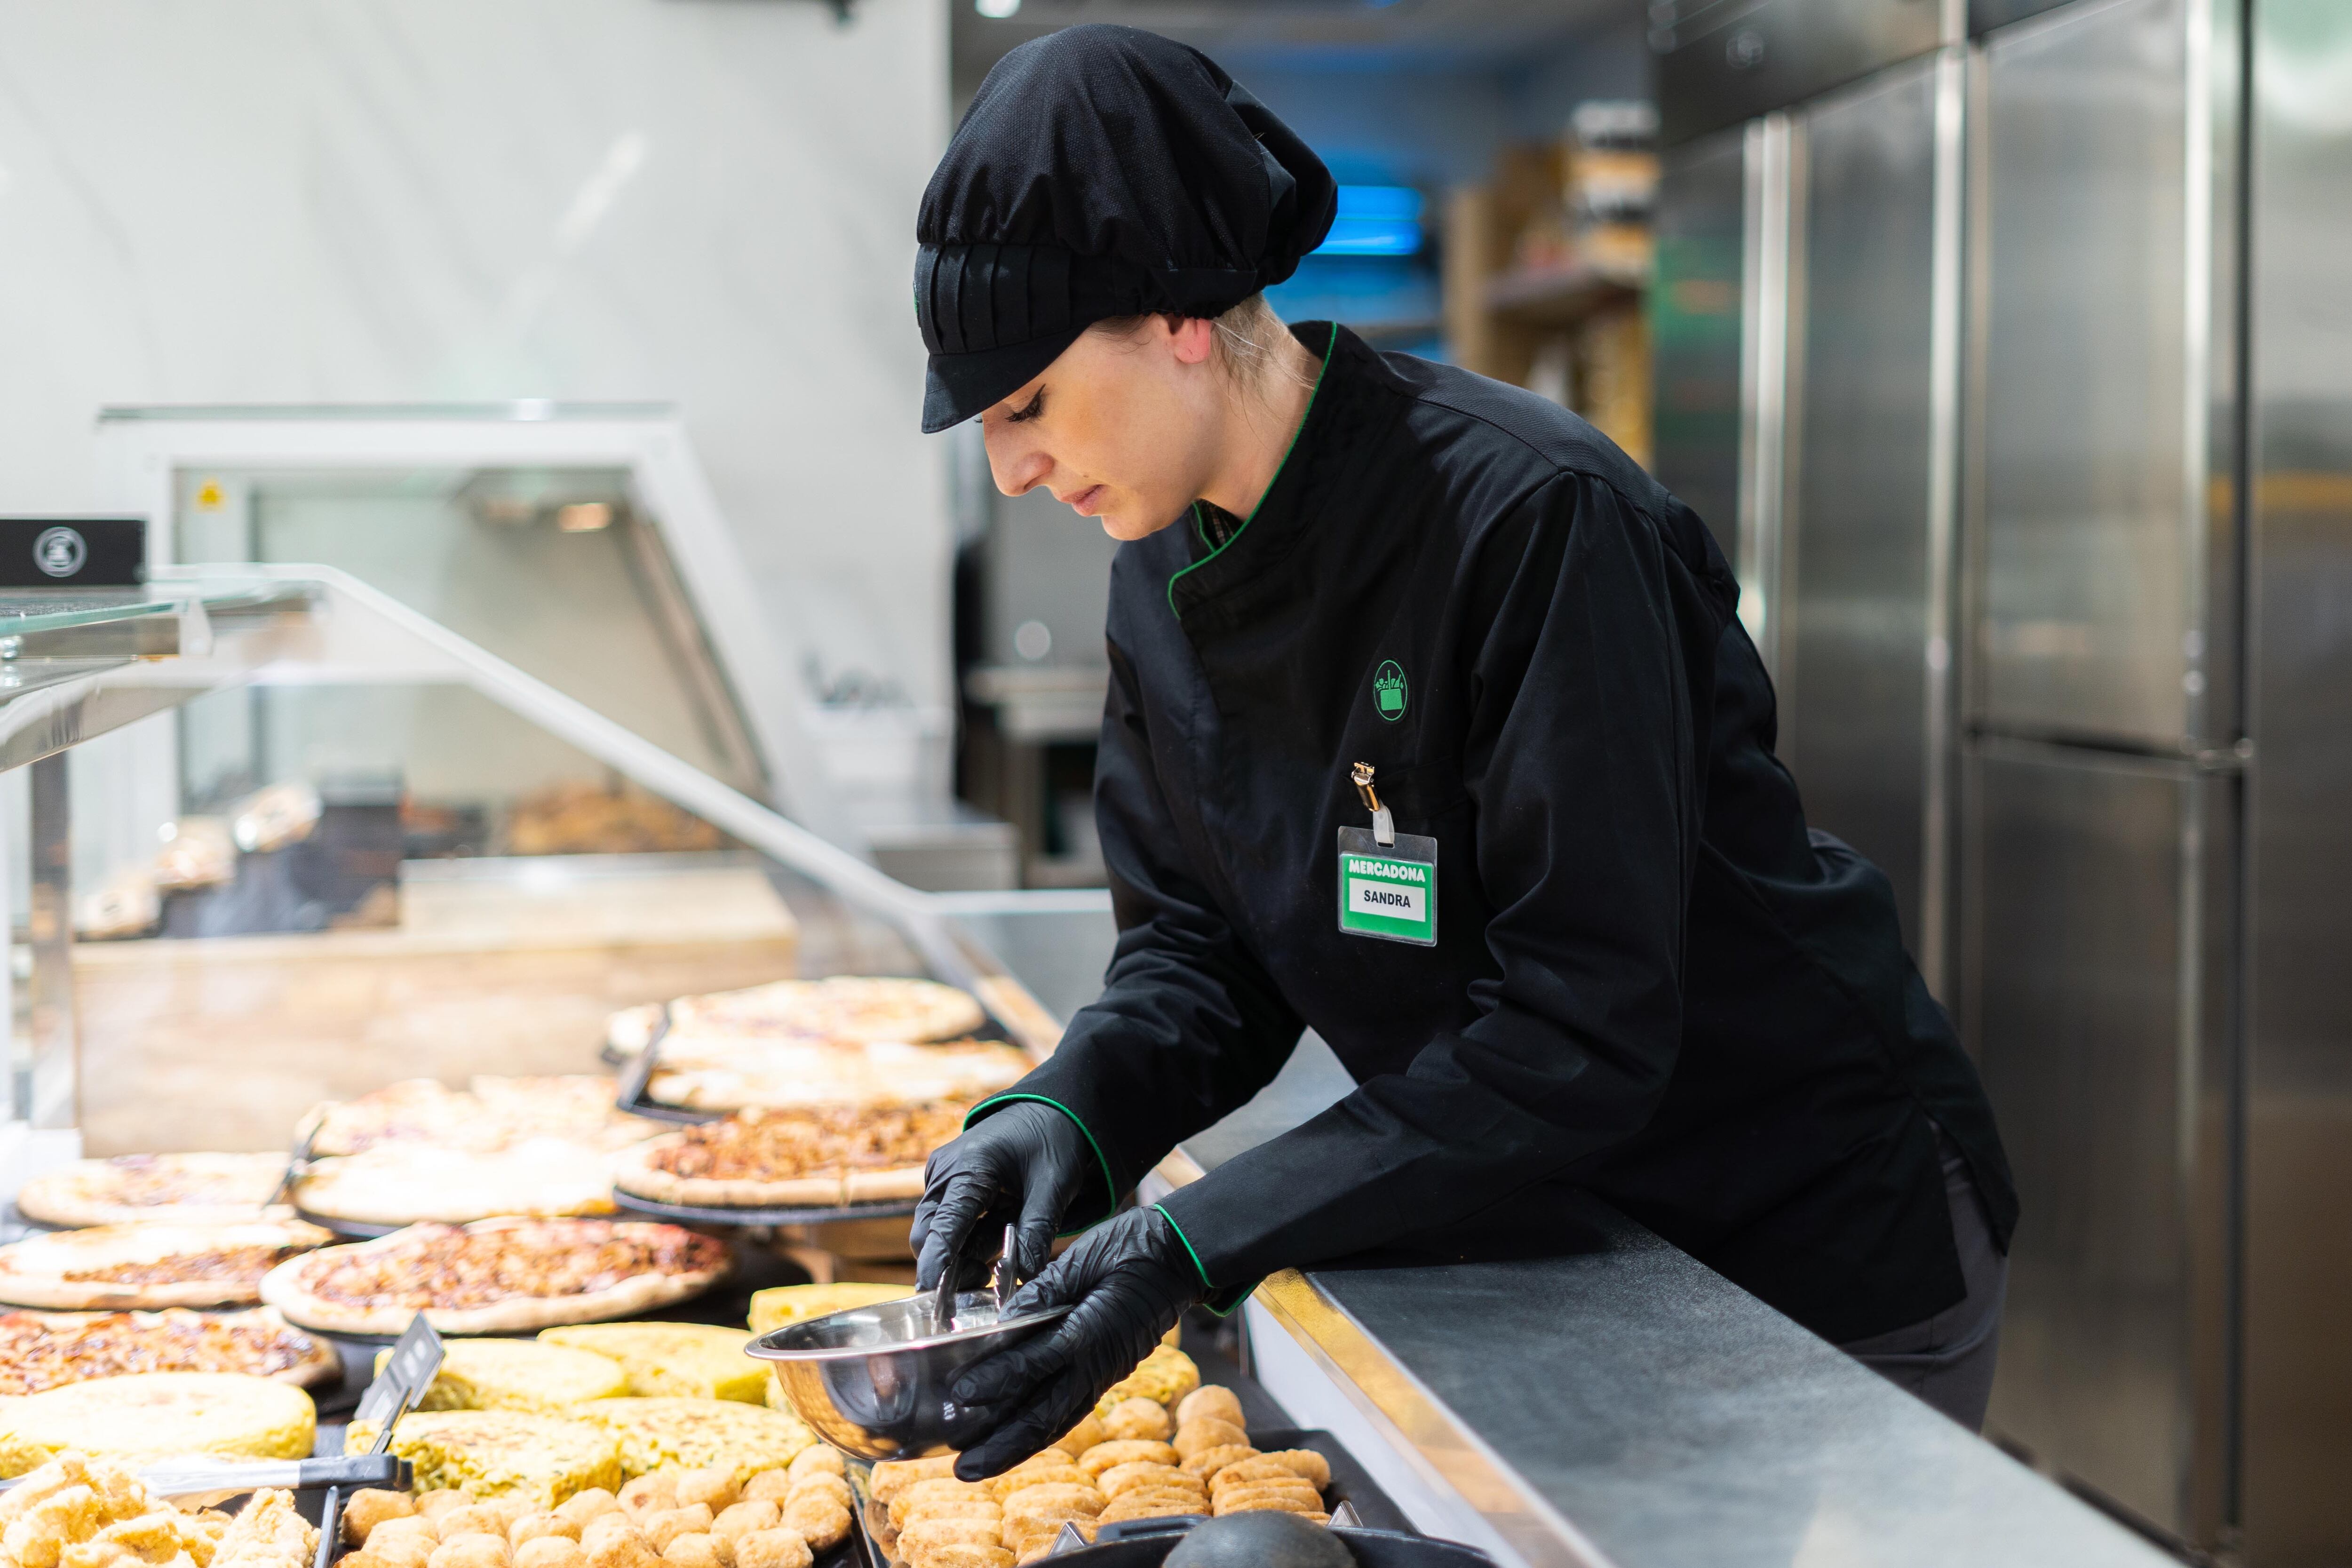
[292,1138,620,1226]
[14,1152,295,1228]
[259,1216,732,1336]
[298,1075,661,1157]
[614,1102,968,1209]
[0,1306,337,1394]
[608,975,988,1056]
[646,1037,1030,1114]
[0,1219,333,1311]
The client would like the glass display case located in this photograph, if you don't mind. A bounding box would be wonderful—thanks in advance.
[0,565,1097,1201]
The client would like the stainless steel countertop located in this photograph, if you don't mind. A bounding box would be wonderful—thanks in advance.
[1157,1035,2173,1568]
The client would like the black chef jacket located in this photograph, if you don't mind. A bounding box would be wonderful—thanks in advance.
[976,322,2017,1345]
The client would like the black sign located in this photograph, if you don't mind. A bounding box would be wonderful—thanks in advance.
[0,518,144,588]
[356,1313,446,1449]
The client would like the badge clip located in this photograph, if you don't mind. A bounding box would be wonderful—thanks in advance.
[1351,761,1395,848]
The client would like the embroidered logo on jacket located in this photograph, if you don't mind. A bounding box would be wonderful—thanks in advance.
[1374,660,1408,721]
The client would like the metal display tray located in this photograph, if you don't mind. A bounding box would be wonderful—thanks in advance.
[611,1190,919,1229]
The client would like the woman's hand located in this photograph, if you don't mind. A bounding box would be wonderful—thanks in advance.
[910,1100,1096,1293]
[939,1206,1205,1480]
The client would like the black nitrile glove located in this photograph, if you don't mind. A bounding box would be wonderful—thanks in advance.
[939,1205,1206,1480]
[910,1100,1097,1294]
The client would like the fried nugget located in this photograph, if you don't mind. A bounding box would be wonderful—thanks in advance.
[1093,1463,1197,1502]
[905,1547,1012,1568]
[369,1518,442,1557]
[707,1502,779,1546]
[1048,1417,1106,1461]
[367,1535,437,1568]
[1097,1399,1172,1445]
[580,1516,648,1556]
[415,1494,474,1526]
[728,1530,811,1568]
[896,1517,1001,1554]
[998,1484,1100,1518]
[1172,1418,1250,1463]
[660,1535,723,1568]
[617,1479,677,1519]
[1214,1492,1321,1517]
[511,1516,582,1549]
[868,1458,958,1503]
[1178,1445,1258,1481]
[429,1532,512,1568]
[1174,1387,1245,1431]
[642,1508,713,1553]
[515,1541,589,1568]
[344,1491,418,1547]
[889,1479,989,1530]
[1208,1458,1301,1493]
[1255,1449,1332,1489]
[555,1493,621,1530]
[785,1449,843,1485]
[1074,1441,1176,1479]
[778,1494,850,1553]
[786,1476,850,1513]
[672,1472,739,1515]
[1212,1482,1322,1515]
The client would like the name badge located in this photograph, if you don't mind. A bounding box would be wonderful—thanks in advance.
[1337,825,1438,947]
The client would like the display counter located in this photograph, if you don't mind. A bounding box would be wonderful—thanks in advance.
[1144,1039,2177,1568]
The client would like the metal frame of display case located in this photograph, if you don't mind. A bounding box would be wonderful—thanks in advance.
[90,403,855,850]
[0,565,1072,1181]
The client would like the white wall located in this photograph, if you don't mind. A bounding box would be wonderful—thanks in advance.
[0,0,952,707]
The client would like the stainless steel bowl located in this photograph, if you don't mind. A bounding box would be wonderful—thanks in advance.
[746,1291,1073,1461]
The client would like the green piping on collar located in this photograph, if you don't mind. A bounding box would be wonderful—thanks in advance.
[1165,322,1338,620]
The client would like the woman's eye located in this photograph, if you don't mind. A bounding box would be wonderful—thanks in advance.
[1005,391,1045,424]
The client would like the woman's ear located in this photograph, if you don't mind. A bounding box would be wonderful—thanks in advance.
[1168,315,1217,366]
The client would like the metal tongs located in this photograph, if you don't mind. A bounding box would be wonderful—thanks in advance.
[921,1223,1021,1334]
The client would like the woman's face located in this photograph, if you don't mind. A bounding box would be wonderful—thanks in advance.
[980,316,1221,541]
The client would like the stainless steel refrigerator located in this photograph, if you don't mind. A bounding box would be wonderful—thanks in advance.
[1651,0,2352,1557]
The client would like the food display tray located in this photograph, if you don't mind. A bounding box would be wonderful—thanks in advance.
[609,1190,920,1229]
[295,1208,405,1241]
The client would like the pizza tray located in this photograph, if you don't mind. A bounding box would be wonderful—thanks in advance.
[295,1208,405,1241]
[609,1189,919,1229]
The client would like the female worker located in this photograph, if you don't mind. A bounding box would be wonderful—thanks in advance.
[911,26,2016,1471]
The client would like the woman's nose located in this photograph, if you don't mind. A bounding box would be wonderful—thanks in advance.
[986,434,1051,498]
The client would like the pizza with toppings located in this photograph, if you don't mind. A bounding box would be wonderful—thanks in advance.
[291,1138,620,1226]
[645,1037,1030,1114]
[298,1075,661,1157]
[0,1306,337,1394]
[607,975,989,1056]
[0,1219,333,1310]
[612,1101,969,1209]
[14,1152,295,1228]
[259,1217,732,1335]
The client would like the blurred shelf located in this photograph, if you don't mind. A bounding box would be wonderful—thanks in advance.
[1485,262,1647,327]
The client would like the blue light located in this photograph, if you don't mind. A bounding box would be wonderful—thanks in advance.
[1314,185,1424,256]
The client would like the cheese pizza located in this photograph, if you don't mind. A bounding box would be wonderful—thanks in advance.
[607,975,989,1057]
[0,1219,333,1311]
[645,1037,1029,1114]
[612,1101,969,1209]
[260,1217,731,1336]
[298,1075,660,1157]
[292,1138,620,1226]
[0,1306,337,1395]
[14,1152,295,1228]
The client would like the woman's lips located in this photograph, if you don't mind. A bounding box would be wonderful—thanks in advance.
[1065,485,1106,517]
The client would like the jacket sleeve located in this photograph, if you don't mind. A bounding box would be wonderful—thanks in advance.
[1155,473,1723,1297]
[966,621,1307,1222]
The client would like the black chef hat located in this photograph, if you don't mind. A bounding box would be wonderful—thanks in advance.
[914,25,1337,432]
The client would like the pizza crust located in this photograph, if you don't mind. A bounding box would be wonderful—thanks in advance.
[610,1139,847,1210]
[843,1167,926,1203]
[258,1218,730,1337]
[0,1221,333,1312]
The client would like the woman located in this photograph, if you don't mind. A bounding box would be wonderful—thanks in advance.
[912,26,2016,1474]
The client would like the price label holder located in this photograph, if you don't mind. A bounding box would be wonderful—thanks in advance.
[320,1314,445,1568]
